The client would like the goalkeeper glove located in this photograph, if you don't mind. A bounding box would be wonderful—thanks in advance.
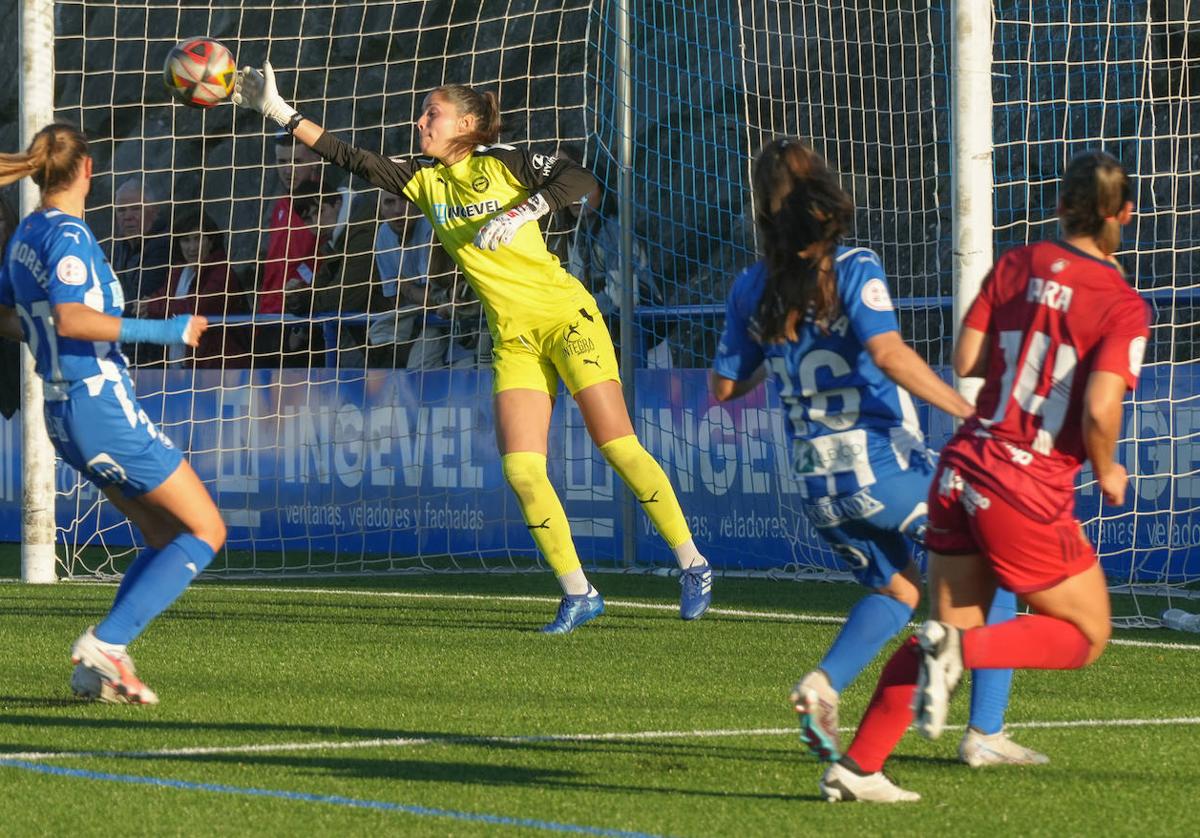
[473,194,551,251]
[232,61,298,128]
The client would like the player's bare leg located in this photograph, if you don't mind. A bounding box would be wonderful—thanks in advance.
[909,550,993,738]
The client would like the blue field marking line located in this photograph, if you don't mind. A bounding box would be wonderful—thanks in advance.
[0,758,667,838]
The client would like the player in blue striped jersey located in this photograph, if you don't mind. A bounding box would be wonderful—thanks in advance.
[0,124,226,704]
[710,138,1045,770]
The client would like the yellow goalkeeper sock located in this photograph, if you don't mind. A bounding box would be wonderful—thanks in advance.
[599,434,692,550]
[501,452,584,580]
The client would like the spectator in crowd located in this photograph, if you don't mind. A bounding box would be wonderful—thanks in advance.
[254,130,323,366]
[110,176,172,366]
[138,206,250,369]
[285,175,389,368]
[368,194,475,369]
[110,176,172,307]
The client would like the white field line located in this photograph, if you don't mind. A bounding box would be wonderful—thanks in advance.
[202,584,1200,648]
[24,581,1200,647]
[6,716,1199,764]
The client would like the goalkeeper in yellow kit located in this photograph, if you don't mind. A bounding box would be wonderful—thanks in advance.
[235,64,711,632]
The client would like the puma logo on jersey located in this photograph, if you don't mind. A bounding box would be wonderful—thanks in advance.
[1027,276,1073,312]
[638,491,659,505]
[527,518,551,530]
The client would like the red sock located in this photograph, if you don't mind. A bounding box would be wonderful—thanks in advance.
[962,615,1090,670]
[844,637,920,773]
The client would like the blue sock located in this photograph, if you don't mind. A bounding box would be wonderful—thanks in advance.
[111,547,159,611]
[967,587,1019,735]
[819,593,914,693]
[95,534,214,646]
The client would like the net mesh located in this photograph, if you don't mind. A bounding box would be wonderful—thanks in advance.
[6,2,1195,620]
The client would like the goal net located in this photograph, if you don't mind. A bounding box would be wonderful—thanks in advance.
[3,1,1196,621]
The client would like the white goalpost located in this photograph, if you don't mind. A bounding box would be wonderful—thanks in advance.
[8,1,1198,630]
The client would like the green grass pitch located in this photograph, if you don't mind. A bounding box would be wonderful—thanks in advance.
[0,549,1197,836]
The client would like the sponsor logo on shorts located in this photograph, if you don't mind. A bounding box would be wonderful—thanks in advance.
[831,542,870,571]
[86,452,127,484]
[961,479,991,516]
[563,336,596,357]
[1129,336,1146,378]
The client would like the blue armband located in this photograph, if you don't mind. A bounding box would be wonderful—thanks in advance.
[119,315,191,345]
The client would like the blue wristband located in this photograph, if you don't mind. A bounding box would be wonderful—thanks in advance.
[119,315,190,345]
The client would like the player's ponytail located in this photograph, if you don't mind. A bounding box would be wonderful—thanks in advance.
[752,137,854,342]
[0,123,90,195]
[433,85,502,159]
[1059,150,1131,256]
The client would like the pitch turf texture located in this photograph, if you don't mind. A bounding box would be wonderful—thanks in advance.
[1,557,1197,836]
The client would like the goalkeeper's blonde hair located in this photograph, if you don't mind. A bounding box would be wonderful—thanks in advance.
[0,123,90,196]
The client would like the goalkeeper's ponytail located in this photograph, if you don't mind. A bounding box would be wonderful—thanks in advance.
[751,137,854,343]
[434,84,502,159]
[0,123,90,195]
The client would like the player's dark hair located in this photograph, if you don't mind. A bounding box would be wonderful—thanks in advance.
[0,123,90,195]
[752,137,855,341]
[1059,150,1132,256]
[432,85,501,160]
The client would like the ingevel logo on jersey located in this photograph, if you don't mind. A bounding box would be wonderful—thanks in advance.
[432,199,502,225]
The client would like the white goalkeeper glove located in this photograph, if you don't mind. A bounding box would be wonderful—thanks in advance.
[474,194,551,251]
[232,61,298,128]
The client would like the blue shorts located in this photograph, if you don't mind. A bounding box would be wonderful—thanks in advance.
[802,454,934,589]
[44,372,183,499]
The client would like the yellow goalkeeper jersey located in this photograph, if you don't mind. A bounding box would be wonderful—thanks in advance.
[312,131,597,341]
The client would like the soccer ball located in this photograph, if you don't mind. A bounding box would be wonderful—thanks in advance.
[163,38,237,109]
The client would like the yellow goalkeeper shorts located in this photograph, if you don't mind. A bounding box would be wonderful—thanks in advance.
[491,301,621,397]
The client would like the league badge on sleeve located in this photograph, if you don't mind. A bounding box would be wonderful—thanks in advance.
[56,255,89,286]
[861,277,893,312]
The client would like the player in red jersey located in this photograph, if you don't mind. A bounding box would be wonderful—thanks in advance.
[818,150,1150,803]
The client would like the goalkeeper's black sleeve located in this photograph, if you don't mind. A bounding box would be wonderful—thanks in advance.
[311,131,423,198]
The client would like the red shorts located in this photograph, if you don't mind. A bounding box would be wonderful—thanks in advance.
[925,460,1097,594]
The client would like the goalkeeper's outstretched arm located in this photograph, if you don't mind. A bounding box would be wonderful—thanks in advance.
[234,63,418,198]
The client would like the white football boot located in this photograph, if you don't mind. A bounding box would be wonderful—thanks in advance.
[819,761,920,803]
[789,670,842,761]
[70,627,159,705]
[912,620,963,740]
[959,728,1050,767]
